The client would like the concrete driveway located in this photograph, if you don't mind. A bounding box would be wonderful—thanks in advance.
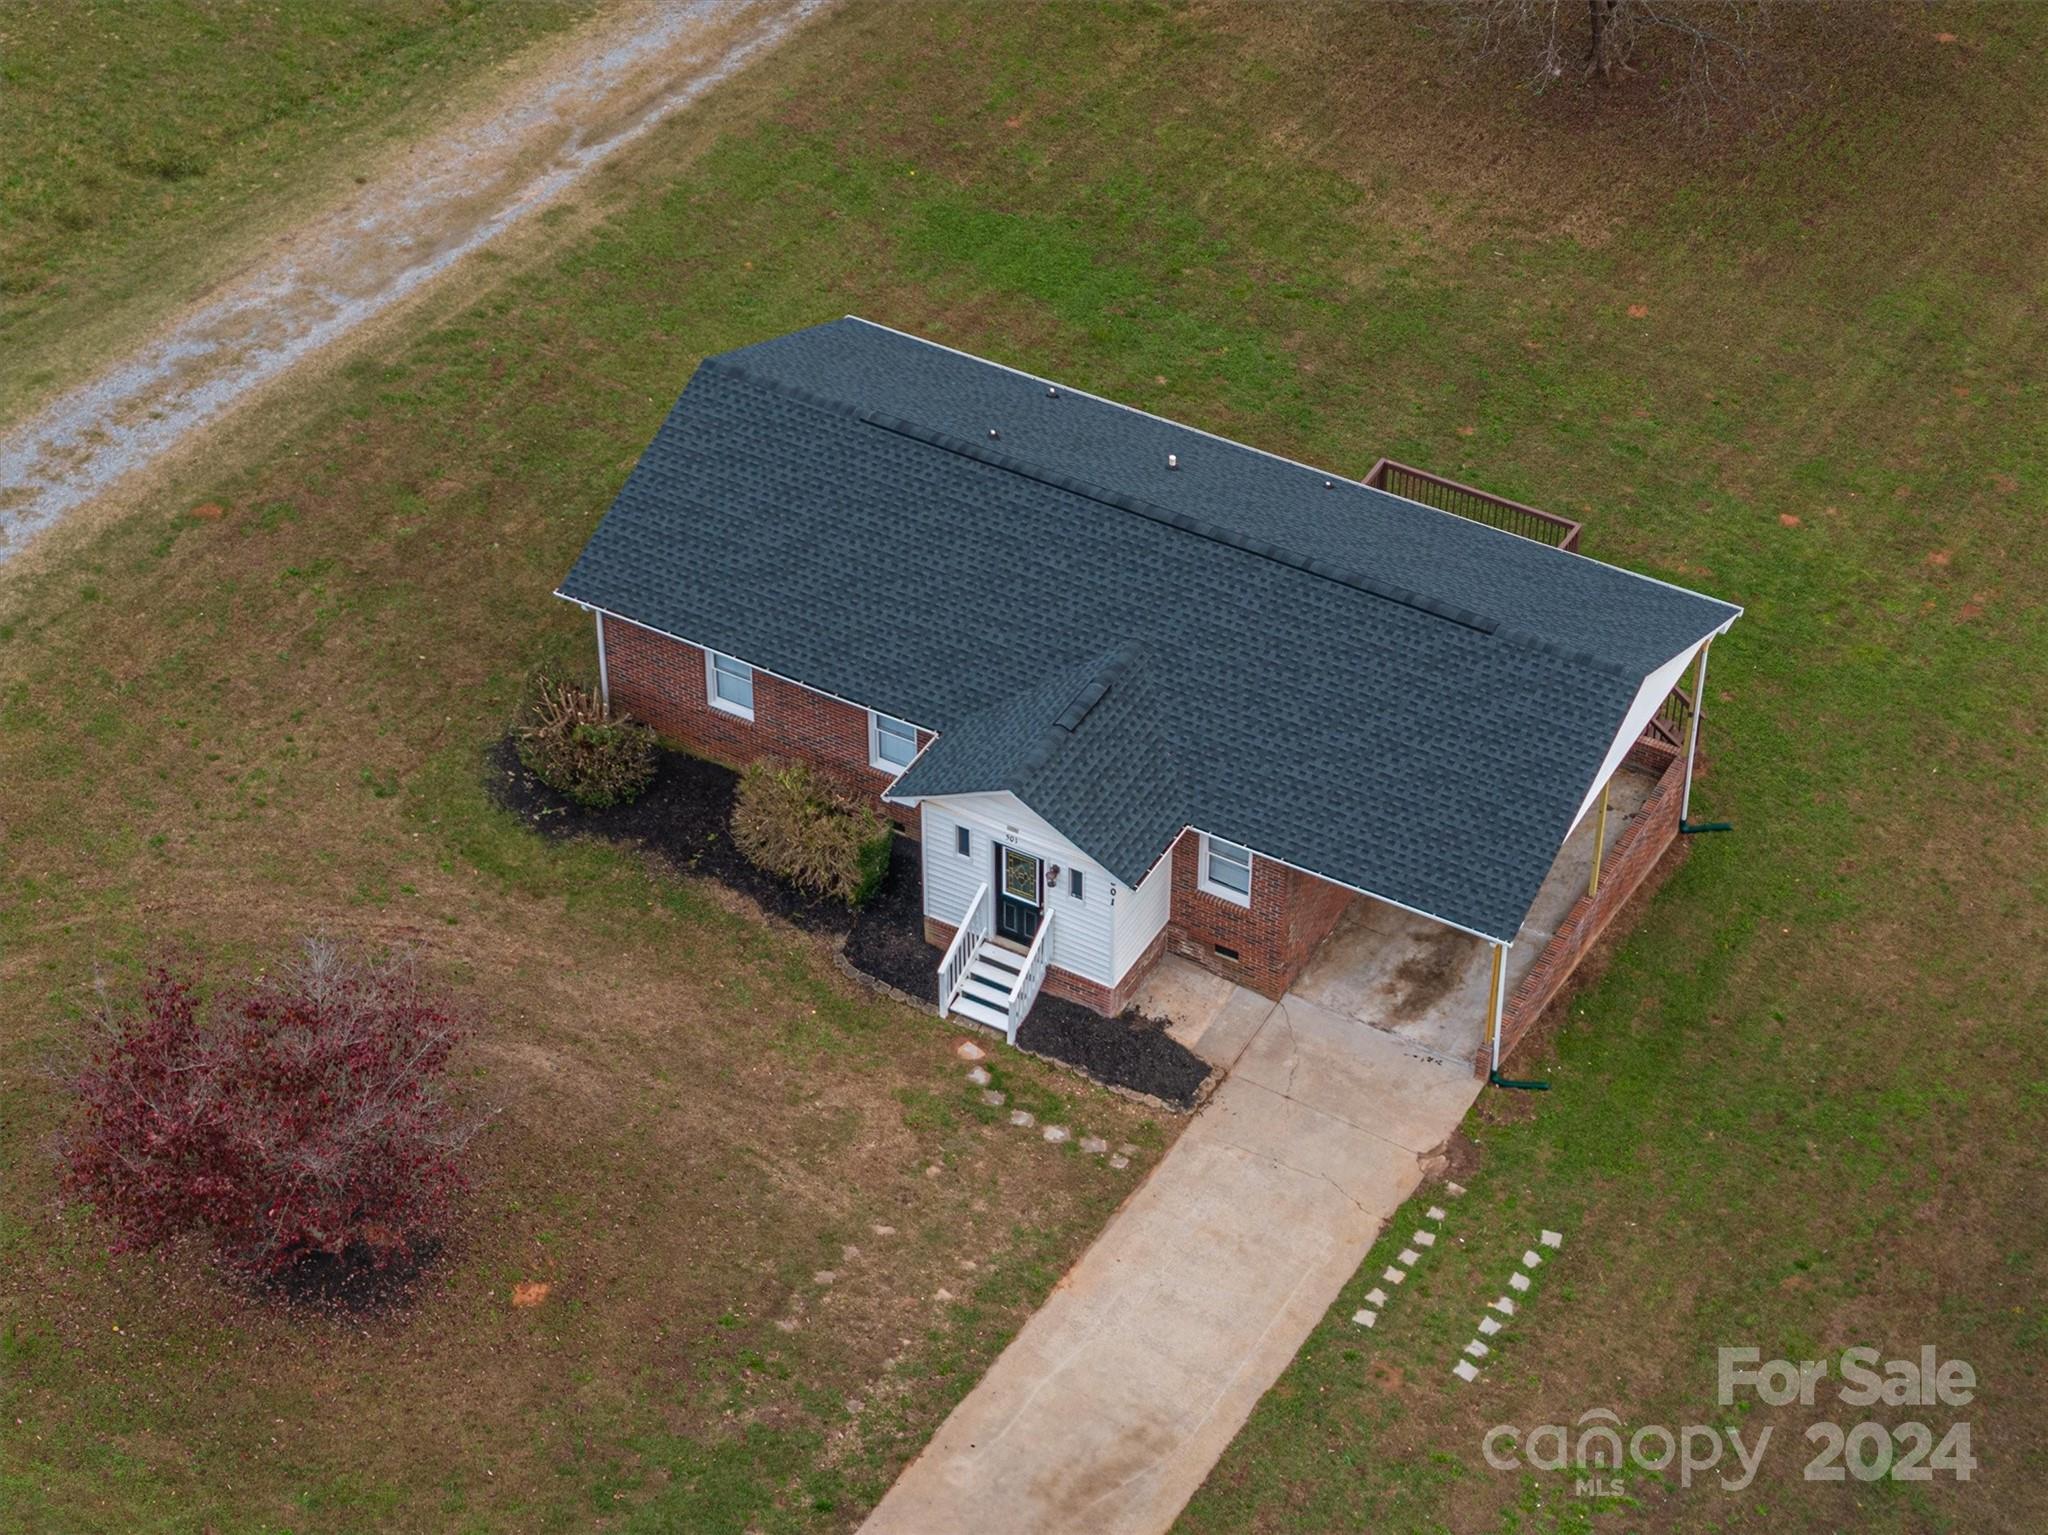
[860,982,1480,1535]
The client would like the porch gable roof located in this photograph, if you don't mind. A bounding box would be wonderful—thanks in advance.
[882,643,1189,889]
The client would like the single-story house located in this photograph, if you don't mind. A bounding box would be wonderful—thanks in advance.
[557,317,1740,1075]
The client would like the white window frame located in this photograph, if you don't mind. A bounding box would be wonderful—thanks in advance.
[1199,833,1253,906]
[705,650,755,720]
[869,710,918,774]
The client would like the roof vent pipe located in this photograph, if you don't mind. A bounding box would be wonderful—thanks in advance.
[1047,385,1058,398]
[1167,453,1179,470]
[989,428,1000,439]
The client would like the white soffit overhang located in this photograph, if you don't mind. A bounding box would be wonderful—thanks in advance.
[1564,624,1727,837]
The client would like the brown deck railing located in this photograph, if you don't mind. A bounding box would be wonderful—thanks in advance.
[1642,683,1695,750]
[1362,459,1583,553]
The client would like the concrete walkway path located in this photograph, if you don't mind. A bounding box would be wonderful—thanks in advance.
[860,987,1481,1535]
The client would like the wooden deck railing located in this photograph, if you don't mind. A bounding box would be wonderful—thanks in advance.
[1362,459,1583,553]
[1642,684,1695,751]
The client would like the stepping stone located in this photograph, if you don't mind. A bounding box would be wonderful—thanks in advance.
[1382,1266,1406,1285]
[1491,1296,1516,1315]
[1452,1359,1480,1382]
[1541,1229,1564,1248]
[1509,1272,1531,1292]
[813,1270,837,1285]
[1043,1125,1070,1144]
[1445,1181,1467,1197]
[1413,1230,1436,1247]
[981,1088,1006,1106]
[1352,1309,1377,1328]
[871,1224,896,1236]
[1426,1206,1448,1222]
[1398,1248,1420,1266]
[966,1065,991,1086]
[955,1039,986,1061]
[924,1165,943,1179]
[1464,1339,1490,1359]
[1118,1143,1139,1156]
[1010,1110,1036,1128]
[1478,1316,1502,1336]
[934,1287,954,1301]
[841,1244,861,1261]
[1522,1249,1543,1268]
[1080,1136,1109,1154]
[1108,1154,1129,1170]
[1365,1288,1388,1307]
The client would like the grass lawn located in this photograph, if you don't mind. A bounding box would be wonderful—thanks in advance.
[3,0,2044,1531]
[0,0,598,427]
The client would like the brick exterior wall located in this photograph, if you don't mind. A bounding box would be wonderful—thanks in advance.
[1164,831,1356,1000]
[925,918,1169,1018]
[1478,737,1688,1077]
[602,615,1362,1016]
[600,615,927,830]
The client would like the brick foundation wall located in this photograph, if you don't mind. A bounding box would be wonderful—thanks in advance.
[924,919,1168,1018]
[600,615,927,830]
[1479,738,1687,1077]
[1164,831,1356,1000]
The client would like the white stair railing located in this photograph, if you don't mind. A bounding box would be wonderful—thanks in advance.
[938,881,992,1019]
[1005,909,1055,1043]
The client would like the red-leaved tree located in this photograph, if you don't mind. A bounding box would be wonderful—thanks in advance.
[59,938,477,1283]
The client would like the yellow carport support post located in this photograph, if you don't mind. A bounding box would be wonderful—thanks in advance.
[1485,940,1507,1077]
[1588,778,1610,897]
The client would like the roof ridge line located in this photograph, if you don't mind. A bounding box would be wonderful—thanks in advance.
[700,353,1641,680]
[861,409,1503,639]
[694,358,1487,629]
[839,314,1745,626]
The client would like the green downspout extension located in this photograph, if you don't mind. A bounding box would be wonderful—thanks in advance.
[1490,1069,1550,1091]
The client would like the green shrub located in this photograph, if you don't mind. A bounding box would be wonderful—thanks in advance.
[732,759,894,907]
[515,676,655,809]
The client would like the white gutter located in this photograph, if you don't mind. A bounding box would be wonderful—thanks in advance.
[552,594,938,739]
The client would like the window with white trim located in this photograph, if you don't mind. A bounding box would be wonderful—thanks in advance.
[1200,834,1252,905]
[870,711,918,772]
[706,651,754,719]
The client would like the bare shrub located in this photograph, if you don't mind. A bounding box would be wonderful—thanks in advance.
[731,758,893,907]
[515,675,655,808]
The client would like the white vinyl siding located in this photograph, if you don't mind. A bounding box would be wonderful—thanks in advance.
[706,651,754,719]
[1200,834,1252,905]
[870,711,918,772]
[1112,844,1174,978]
[920,794,1118,987]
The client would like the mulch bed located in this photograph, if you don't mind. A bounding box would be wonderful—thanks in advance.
[1014,1003,1211,1111]
[488,736,1212,1108]
[484,737,858,935]
[836,837,1212,1109]
[841,836,938,1002]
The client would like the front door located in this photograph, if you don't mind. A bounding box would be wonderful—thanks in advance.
[994,844,1043,945]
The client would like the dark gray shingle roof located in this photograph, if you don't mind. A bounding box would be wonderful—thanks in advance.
[559,318,1738,939]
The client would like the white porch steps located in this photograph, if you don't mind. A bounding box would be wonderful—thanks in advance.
[950,948,1023,1033]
